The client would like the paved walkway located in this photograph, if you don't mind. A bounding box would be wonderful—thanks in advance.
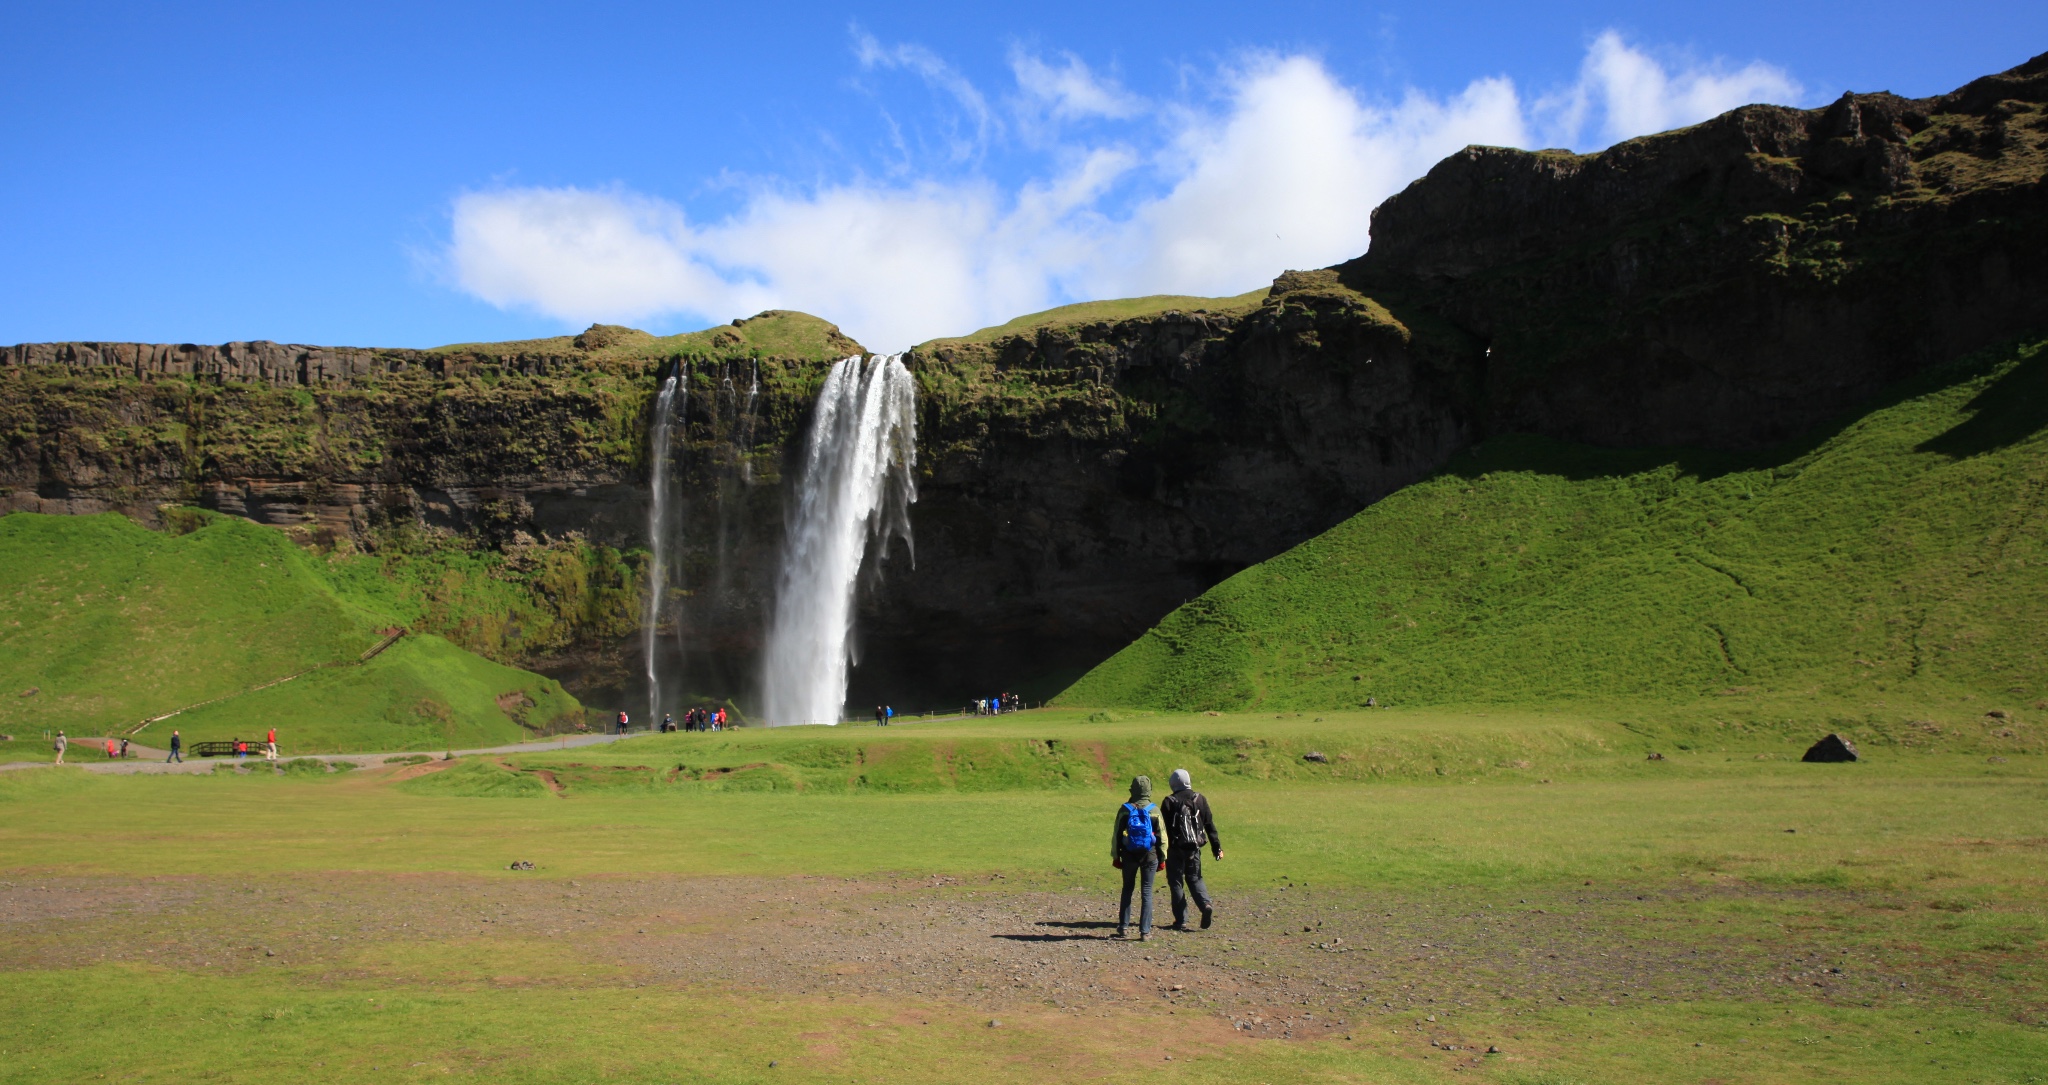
[0,731,635,775]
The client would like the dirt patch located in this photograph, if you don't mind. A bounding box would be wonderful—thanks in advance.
[0,873,2015,1033]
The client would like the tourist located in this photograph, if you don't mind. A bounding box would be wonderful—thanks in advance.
[119,737,130,759]
[616,710,629,735]
[885,705,894,725]
[166,730,182,763]
[1111,775,1167,941]
[105,737,117,760]
[1160,768,1223,930]
[53,731,65,764]
[663,712,674,733]
[875,705,885,726]
[265,738,278,762]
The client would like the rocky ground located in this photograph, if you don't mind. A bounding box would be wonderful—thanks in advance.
[0,869,1992,1060]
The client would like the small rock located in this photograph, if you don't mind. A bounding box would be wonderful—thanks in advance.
[507,860,535,871]
[19,687,37,697]
[1989,756,2008,764]
[1488,1045,1501,1054]
[1986,709,2009,720]
[1801,733,1860,763]
[1646,751,1666,761]
[1171,984,1184,991]
[769,1059,777,1067]
[1426,1014,1436,1022]
[988,1020,1001,1028]
[1302,751,1329,763]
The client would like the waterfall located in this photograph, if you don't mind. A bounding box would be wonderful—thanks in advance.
[642,371,681,724]
[759,354,917,725]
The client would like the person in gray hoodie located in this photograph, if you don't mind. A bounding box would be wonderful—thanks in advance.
[1111,775,1167,940]
[1160,768,1223,930]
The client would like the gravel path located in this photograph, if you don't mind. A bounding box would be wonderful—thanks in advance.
[0,731,634,775]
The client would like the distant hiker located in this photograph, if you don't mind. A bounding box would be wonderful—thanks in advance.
[663,712,674,733]
[885,705,895,725]
[617,711,629,735]
[105,738,117,760]
[1111,775,1167,940]
[119,737,130,760]
[1161,768,1223,930]
[166,730,182,763]
[235,740,247,759]
[875,705,886,726]
[53,731,65,764]
[267,727,276,746]
[265,739,278,762]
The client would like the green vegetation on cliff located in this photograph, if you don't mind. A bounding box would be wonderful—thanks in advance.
[0,512,579,750]
[1061,335,2048,725]
[925,288,1270,347]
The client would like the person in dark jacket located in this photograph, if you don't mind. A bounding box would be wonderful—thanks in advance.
[1160,768,1224,930]
[166,730,182,763]
[1111,775,1167,940]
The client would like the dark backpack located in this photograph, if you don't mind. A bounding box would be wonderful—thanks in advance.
[1121,802,1156,853]
[1167,793,1203,845]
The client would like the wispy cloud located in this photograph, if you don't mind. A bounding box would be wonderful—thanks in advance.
[440,32,1804,352]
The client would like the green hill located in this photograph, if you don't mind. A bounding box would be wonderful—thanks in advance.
[1059,334,2048,721]
[0,512,579,752]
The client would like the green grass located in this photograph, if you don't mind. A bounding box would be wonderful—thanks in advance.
[0,511,579,750]
[925,288,1272,347]
[1061,335,2048,718]
[0,708,2041,1083]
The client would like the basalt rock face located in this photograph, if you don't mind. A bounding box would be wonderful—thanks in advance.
[845,281,1472,702]
[1338,51,2048,449]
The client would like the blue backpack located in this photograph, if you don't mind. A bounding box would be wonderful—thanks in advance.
[1121,801,1156,853]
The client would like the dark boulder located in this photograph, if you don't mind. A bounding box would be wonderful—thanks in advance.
[1801,734,1861,762]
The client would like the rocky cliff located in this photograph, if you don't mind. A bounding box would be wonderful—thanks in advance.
[5,52,2044,711]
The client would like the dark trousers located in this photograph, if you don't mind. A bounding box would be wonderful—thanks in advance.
[1118,853,1156,935]
[1166,848,1213,924]
[166,749,181,762]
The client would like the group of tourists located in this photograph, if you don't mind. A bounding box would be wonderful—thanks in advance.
[872,705,895,725]
[1110,769,1223,940]
[49,727,273,764]
[974,693,1019,716]
[658,708,726,732]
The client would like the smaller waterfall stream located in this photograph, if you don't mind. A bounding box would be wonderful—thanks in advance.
[759,354,917,725]
[642,371,681,723]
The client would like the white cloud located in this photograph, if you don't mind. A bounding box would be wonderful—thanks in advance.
[442,32,1805,352]
[1537,30,1803,147]
[1010,50,1143,121]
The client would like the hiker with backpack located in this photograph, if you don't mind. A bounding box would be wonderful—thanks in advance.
[1160,768,1224,930]
[1111,775,1167,940]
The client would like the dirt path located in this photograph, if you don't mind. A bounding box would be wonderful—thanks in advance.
[0,732,635,775]
[0,872,1986,1038]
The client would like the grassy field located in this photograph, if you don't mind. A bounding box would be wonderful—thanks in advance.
[0,511,579,753]
[1,708,2040,1083]
[1062,335,2048,717]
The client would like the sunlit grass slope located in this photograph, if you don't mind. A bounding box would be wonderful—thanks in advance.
[926,288,1272,347]
[0,511,577,747]
[1061,335,2048,714]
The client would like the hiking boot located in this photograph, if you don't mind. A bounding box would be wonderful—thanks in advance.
[1114,928,1127,939]
[1138,931,1151,942]
[1167,920,1187,931]
[1200,908,1213,929]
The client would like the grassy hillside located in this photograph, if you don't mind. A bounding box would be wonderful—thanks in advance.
[1060,334,2048,719]
[0,512,578,749]
[924,288,1270,347]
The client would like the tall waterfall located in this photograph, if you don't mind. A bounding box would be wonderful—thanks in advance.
[642,371,682,723]
[759,354,917,725]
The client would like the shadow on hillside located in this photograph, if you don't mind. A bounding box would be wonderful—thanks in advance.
[1440,331,2048,485]
[1917,342,2048,458]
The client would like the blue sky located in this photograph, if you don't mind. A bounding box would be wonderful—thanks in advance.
[2,2,2039,351]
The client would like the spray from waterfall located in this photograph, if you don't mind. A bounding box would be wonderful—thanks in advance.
[759,354,917,725]
[643,371,681,724]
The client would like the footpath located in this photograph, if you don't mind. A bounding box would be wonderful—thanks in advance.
[0,732,633,776]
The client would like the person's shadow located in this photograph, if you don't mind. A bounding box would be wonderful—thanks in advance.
[992,920,1120,943]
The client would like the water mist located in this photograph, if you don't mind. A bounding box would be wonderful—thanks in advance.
[759,354,917,725]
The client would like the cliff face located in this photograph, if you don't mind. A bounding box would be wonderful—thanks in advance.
[4,54,2043,711]
[1340,53,2048,448]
